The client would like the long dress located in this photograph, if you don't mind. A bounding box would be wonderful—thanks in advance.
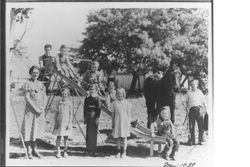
[52,99,73,136]
[111,100,132,138]
[84,95,101,151]
[21,79,46,141]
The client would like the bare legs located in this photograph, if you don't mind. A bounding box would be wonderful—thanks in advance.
[63,136,69,157]
[25,141,32,159]
[56,136,61,158]
[31,140,42,158]
[56,136,69,158]
[25,140,43,159]
[116,137,127,158]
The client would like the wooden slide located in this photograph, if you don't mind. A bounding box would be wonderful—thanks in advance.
[54,70,166,156]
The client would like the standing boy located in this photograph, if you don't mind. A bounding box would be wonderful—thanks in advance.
[186,79,207,145]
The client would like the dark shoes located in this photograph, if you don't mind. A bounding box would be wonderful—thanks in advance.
[161,151,176,161]
[27,151,42,159]
[88,151,98,157]
[169,152,176,161]
[27,153,33,159]
[161,154,176,160]
[187,139,195,146]
[161,154,169,160]
[32,150,43,158]
[115,148,127,158]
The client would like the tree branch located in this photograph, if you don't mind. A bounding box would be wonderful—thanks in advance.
[13,19,29,49]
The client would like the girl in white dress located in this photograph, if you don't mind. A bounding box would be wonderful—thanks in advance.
[53,88,73,158]
[111,88,132,158]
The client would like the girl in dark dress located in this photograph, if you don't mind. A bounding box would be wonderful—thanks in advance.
[84,84,101,156]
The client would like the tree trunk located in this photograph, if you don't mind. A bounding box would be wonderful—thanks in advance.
[10,9,16,49]
[138,76,141,91]
[130,71,139,94]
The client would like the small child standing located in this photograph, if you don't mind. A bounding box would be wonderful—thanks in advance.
[53,88,73,158]
[111,88,132,158]
[84,84,101,156]
[151,106,179,160]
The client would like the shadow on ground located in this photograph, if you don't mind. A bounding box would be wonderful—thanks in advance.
[9,136,161,159]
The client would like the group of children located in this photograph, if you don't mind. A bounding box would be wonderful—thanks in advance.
[52,80,132,159]
[52,83,180,160]
[34,44,206,161]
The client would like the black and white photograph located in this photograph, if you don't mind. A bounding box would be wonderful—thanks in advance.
[5,1,213,166]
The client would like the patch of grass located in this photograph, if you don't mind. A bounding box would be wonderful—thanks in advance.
[9,93,205,158]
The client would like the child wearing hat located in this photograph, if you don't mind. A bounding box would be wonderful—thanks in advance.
[150,106,179,160]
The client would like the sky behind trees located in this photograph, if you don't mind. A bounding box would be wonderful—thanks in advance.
[6,2,211,65]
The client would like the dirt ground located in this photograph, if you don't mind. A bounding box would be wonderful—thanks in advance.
[7,93,212,166]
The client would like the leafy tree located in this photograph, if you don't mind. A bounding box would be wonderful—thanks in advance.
[9,8,33,58]
[79,8,209,93]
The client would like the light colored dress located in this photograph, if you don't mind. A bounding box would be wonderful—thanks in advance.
[21,79,46,141]
[53,99,73,136]
[111,100,132,138]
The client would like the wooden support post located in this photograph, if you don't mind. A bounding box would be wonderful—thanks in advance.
[150,140,154,157]
[10,99,29,159]
[158,143,162,153]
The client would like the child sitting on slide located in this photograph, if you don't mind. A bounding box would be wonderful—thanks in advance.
[55,45,80,83]
[151,106,179,160]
